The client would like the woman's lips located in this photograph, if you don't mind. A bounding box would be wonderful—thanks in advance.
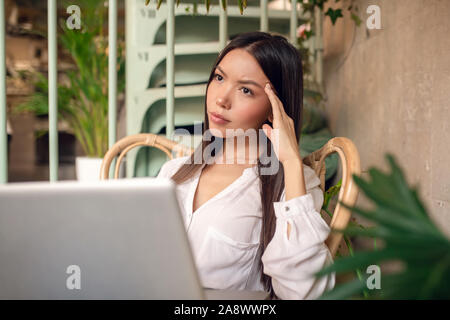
[209,112,230,124]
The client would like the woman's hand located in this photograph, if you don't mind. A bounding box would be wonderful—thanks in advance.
[262,83,302,165]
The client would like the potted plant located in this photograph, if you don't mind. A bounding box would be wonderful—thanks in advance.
[15,0,125,180]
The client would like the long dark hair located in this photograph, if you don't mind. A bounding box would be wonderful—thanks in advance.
[169,31,304,299]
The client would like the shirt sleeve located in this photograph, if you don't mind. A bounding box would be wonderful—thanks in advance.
[156,156,187,180]
[156,160,173,179]
[261,165,336,300]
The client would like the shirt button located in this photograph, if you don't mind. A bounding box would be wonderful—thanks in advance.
[285,206,290,211]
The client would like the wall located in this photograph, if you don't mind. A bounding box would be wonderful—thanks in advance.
[322,0,450,236]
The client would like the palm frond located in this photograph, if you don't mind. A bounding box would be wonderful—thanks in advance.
[317,153,450,299]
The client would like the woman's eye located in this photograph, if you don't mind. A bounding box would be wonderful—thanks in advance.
[241,87,253,96]
[213,73,251,95]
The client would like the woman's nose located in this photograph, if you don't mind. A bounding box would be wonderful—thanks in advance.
[216,96,231,109]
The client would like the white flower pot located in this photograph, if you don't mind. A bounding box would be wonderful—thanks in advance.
[75,156,126,181]
[75,157,104,181]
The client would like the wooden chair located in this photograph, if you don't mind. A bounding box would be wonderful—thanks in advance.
[302,137,361,257]
[100,134,361,258]
[99,133,194,180]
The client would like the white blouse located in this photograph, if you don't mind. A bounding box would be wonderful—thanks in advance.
[156,155,335,300]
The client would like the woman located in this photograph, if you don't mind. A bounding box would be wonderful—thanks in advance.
[157,31,335,300]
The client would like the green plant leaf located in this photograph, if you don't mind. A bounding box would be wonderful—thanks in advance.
[322,179,341,211]
[17,1,125,158]
[317,153,450,299]
[325,8,343,25]
[351,13,362,26]
[316,248,400,277]
[319,276,369,300]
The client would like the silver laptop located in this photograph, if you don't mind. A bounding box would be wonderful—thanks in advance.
[0,178,268,300]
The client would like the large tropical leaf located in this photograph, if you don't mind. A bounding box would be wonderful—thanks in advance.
[316,153,450,300]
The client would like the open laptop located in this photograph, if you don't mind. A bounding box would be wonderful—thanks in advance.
[0,178,268,300]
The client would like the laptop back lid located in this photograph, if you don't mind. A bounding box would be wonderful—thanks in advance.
[0,178,204,299]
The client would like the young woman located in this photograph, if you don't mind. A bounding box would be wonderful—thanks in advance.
[157,31,335,300]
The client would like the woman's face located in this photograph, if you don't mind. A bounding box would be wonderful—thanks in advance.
[206,48,273,138]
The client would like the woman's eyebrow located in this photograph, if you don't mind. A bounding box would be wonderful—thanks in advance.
[216,66,263,89]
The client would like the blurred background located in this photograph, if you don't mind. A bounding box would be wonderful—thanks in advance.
[3,0,450,240]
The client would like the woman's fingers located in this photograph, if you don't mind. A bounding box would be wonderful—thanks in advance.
[264,83,284,122]
[264,83,294,126]
[263,83,300,164]
[262,123,272,140]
